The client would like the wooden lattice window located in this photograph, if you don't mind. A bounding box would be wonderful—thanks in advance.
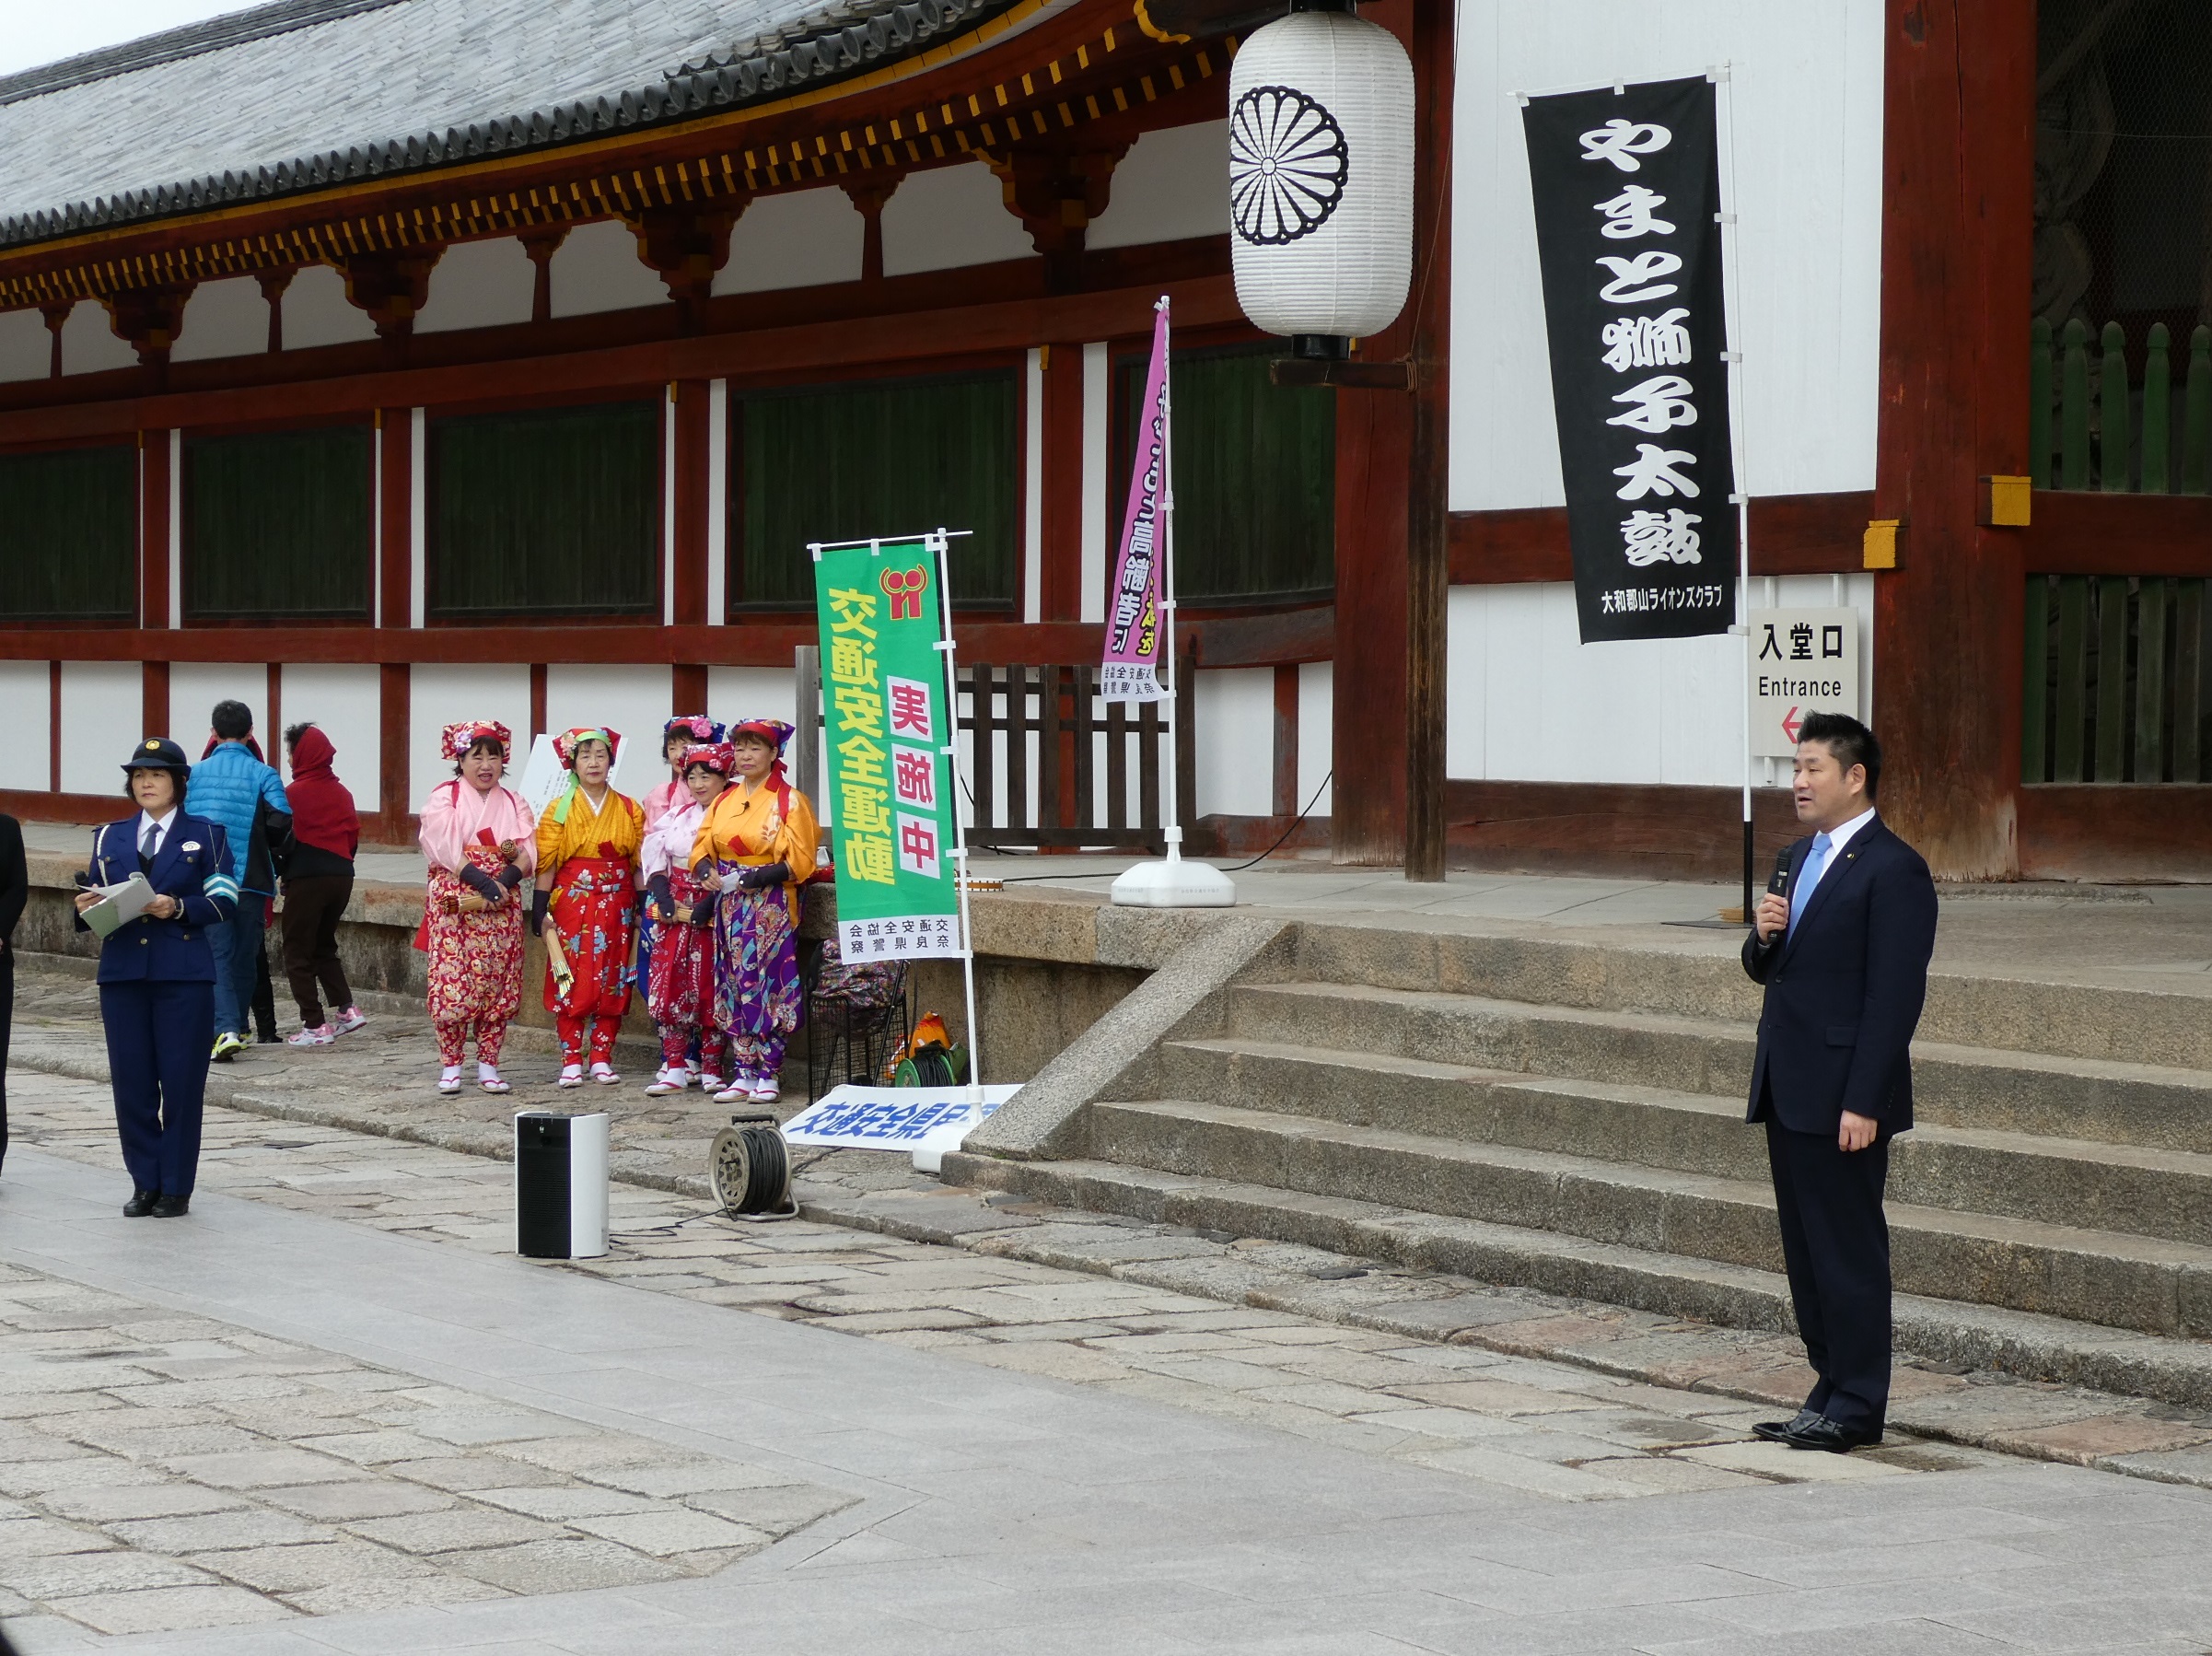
[731,371,1017,611]
[430,400,659,618]
[184,426,373,620]
[1116,343,1333,605]
[0,444,137,621]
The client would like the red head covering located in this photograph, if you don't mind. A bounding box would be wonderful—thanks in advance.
[441,719,512,763]
[284,725,360,860]
[680,741,736,776]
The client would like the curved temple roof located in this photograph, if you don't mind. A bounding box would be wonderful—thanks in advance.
[0,0,1024,252]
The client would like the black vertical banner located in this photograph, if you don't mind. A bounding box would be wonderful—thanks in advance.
[1522,76,1736,643]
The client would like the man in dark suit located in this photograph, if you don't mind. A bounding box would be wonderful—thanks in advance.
[1742,712,1938,1452]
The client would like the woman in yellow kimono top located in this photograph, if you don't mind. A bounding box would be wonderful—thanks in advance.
[530,729,644,1087]
[691,717,818,1103]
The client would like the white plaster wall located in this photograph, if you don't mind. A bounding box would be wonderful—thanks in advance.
[171,277,267,362]
[169,664,271,750]
[1088,120,1232,251]
[551,219,669,318]
[1446,572,1874,786]
[281,664,382,806]
[881,160,1034,276]
[417,238,535,334]
[0,309,49,382]
[285,263,378,350]
[716,188,864,295]
[0,663,52,791]
[410,664,529,807]
[58,662,142,794]
[1297,660,1334,817]
[61,302,137,376]
[1450,0,1885,509]
[1194,667,1275,819]
[708,664,806,809]
[544,665,674,799]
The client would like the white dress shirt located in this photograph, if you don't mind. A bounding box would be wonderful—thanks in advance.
[1795,804,1877,909]
[136,807,180,859]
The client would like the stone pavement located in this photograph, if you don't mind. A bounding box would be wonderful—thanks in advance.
[14,968,2212,1498]
[7,1103,2212,1655]
[0,1254,851,1639]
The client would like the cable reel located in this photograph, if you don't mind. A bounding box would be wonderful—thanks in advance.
[708,1110,797,1221]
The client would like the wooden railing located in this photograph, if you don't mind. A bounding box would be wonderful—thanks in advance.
[2023,575,2211,783]
[2031,318,2212,494]
[794,649,1192,854]
[958,664,1192,852]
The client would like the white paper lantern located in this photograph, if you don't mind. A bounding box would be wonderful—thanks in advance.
[1228,7,1414,344]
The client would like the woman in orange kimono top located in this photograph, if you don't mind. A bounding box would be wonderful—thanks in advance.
[691,717,818,1103]
[530,728,644,1087]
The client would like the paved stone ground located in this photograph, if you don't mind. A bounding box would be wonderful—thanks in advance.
[14,965,2212,1497]
[0,1249,854,1641]
[13,1079,2212,1651]
[7,1067,2010,1514]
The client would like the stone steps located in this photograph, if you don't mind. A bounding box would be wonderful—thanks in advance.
[1225,981,2212,1155]
[937,1147,2212,1412]
[1070,1097,2212,1338]
[1158,1037,2212,1247]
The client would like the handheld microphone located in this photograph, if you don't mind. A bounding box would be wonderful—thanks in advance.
[1767,845,1794,898]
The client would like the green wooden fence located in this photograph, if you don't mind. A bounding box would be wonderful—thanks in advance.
[2030,318,2212,493]
[2023,575,2212,782]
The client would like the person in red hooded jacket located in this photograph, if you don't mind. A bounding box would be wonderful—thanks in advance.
[279,723,367,1045]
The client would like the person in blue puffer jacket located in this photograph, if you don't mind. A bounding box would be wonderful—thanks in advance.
[183,700,291,1062]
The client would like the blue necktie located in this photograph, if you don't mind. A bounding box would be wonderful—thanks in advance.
[1787,833,1832,939]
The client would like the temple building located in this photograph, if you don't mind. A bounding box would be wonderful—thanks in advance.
[0,0,2203,881]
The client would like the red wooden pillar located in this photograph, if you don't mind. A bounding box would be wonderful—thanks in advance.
[1331,0,1448,868]
[377,410,413,836]
[1038,342,1088,621]
[1869,0,2033,877]
[671,378,713,718]
[671,379,711,625]
[141,429,171,739]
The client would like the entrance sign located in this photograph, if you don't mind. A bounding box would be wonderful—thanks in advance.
[1749,608,1860,758]
[811,534,964,959]
[1101,298,1170,701]
[1522,76,1736,643]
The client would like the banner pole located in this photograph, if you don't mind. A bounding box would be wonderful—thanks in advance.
[932,528,984,1102]
[1158,295,1181,855]
[1714,63,1754,925]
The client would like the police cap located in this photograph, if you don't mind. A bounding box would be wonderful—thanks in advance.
[122,737,192,780]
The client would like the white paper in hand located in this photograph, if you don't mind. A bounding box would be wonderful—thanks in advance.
[84,872,157,939]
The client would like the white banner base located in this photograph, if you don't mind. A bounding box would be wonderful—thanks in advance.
[1110,848,1236,908]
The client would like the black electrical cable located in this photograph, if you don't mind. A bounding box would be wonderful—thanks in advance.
[1221,768,1333,871]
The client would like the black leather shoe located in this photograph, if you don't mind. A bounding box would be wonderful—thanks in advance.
[148,1195,192,1219]
[1781,1415,1882,1453]
[1752,1408,1821,1444]
[122,1189,159,1218]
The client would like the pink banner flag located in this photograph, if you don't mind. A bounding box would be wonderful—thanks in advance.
[1100,297,1170,701]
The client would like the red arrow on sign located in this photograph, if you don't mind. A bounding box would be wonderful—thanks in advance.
[1780,705,1803,743]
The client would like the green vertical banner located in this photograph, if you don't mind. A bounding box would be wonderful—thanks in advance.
[813,535,965,960]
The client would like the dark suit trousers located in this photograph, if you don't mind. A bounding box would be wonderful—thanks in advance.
[0,950,12,1172]
[100,980,213,1198]
[1765,1114,1892,1432]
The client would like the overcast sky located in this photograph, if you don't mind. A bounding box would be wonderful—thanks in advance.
[0,1,253,77]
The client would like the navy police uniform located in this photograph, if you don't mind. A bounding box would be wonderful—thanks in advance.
[77,740,238,1208]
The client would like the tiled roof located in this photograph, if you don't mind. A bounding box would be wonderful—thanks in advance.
[0,0,1017,252]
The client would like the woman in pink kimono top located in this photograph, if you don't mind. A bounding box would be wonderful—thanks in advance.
[640,741,734,1096]
[417,720,536,1096]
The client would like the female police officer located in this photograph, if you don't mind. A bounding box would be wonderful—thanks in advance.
[73,739,237,1217]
